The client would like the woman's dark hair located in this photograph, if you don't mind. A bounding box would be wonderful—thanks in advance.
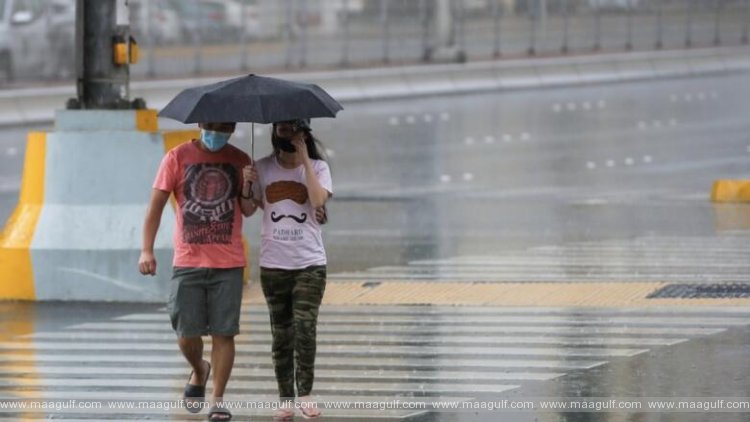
[271,124,328,162]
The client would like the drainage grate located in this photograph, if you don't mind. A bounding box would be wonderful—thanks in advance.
[647,283,750,299]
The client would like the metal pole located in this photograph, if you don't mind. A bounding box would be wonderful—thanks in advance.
[420,0,432,61]
[284,0,294,69]
[75,0,131,109]
[456,0,466,60]
[654,0,663,49]
[743,0,749,44]
[240,0,248,71]
[193,4,204,74]
[251,123,255,161]
[593,1,601,51]
[145,0,156,77]
[626,0,633,50]
[492,0,502,58]
[713,0,722,46]
[561,0,569,53]
[300,0,308,67]
[341,0,351,66]
[381,0,390,63]
[685,0,693,48]
[528,0,537,55]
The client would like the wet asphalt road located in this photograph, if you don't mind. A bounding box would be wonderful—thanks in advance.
[2,71,750,279]
[2,71,750,419]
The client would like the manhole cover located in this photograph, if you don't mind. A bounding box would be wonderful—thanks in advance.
[647,283,750,299]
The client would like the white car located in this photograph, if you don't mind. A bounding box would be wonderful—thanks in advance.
[129,0,182,45]
[588,0,640,10]
[0,0,75,83]
[208,0,262,40]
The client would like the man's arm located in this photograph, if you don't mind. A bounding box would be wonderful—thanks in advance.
[138,189,171,276]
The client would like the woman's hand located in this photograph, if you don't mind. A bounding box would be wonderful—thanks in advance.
[291,132,309,162]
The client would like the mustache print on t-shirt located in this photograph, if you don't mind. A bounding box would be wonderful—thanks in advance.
[271,211,307,223]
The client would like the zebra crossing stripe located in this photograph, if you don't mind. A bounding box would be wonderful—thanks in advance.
[0,342,650,358]
[21,331,690,347]
[0,353,607,370]
[113,312,750,327]
[66,321,726,336]
[0,366,565,382]
[0,378,520,396]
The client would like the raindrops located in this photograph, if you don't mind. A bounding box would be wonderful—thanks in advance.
[553,99,607,113]
[389,112,449,126]
[440,172,475,184]
[637,119,677,130]
[670,91,718,103]
[460,133,532,147]
[585,155,654,171]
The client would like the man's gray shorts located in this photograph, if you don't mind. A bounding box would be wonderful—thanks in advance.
[168,267,244,338]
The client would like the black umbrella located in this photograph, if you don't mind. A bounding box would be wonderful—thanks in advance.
[159,74,343,156]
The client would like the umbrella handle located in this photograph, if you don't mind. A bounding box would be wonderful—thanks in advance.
[251,123,255,161]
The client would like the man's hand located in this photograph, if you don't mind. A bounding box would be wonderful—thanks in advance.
[138,251,157,276]
[242,161,258,185]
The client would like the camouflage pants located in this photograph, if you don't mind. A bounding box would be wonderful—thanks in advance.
[260,265,326,399]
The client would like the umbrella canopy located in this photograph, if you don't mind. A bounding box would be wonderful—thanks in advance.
[159,74,343,124]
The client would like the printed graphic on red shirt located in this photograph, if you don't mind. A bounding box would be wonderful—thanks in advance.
[181,163,238,244]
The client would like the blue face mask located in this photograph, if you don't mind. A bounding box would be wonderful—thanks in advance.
[200,129,231,152]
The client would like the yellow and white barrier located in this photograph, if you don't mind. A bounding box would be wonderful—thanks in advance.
[0,110,248,301]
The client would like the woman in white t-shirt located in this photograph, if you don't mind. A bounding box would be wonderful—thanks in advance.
[243,118,331,420]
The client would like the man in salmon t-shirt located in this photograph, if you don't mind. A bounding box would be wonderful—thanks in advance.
[138,122,254,421]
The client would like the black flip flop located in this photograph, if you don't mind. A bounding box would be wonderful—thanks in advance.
[183,360,211,414]
[208,404,232,421]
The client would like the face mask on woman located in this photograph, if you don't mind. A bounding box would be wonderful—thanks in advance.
[201,129,231,152]
[272,137,296,153]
